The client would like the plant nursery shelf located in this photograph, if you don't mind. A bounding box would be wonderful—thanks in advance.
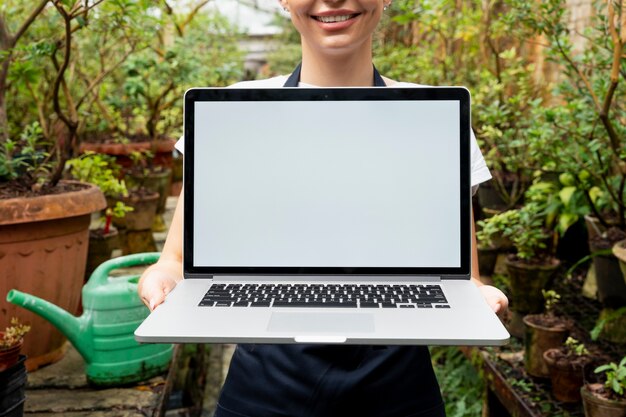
[468,270,624,417]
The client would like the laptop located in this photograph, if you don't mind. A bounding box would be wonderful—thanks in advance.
[135,87,510,345]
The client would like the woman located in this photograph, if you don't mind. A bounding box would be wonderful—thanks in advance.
[139,0,508,415]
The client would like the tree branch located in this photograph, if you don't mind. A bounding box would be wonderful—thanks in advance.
[12,0,50,47]
[179,0,211,34]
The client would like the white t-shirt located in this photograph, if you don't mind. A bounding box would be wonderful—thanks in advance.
[176,75,491,192]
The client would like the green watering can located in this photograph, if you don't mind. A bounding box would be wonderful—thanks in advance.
[6,252,173,387]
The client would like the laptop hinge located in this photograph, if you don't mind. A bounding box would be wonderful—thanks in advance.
[211,275,442,283]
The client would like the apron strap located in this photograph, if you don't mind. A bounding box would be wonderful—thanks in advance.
[283,63,387,87]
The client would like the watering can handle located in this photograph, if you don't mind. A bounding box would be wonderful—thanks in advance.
[88,252,161,287]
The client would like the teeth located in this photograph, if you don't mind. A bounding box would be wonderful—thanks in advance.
[316,14,355,23]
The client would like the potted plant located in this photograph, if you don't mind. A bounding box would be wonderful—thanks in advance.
[0,318,30,373]
[523,290,571,378]
[0,318,30,417]
[507,0,626,308]
[543,337,593,403]
[478,181,567,336]
[66,152,134,277]
[0,2,122,369]
[79,4,243,170]
[582,356,626,417]
[124,150,171,232]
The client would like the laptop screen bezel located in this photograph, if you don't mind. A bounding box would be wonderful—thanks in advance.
[183,87,472,278]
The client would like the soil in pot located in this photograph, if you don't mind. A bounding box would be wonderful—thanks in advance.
[543,347,592,402]
[582,383,626,417]
[590,229,626,308]
[523,314,571,378]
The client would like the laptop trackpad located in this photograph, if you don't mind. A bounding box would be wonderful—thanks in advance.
[268,312,375,333]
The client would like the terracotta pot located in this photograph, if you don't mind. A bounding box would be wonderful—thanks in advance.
[505,256,560,315]
[0,181,106,371]
[0,337,22,372]
[80,138,175,170]
[543,348,589,403]
[581,384,626,417]
[109,191,159,231]
[523,314,570,378]
[125,167,172,217]
[85,229,120,280]
[590,240,626,308]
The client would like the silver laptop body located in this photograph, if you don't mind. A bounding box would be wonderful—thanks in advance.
[135,87,510,346]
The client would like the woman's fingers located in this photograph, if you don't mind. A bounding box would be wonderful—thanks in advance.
[139,270,177,311]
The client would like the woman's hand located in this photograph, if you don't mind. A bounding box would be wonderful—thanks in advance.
[477,284,509,316]
[138,259,183,311]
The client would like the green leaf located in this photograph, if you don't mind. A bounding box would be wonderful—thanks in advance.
[558,213,577,235]
[559,186,576,206]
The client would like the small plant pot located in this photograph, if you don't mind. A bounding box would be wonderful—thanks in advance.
[590,239,626,308]
[505,256,560,315]
[125,167,172,217]
[523,314,570,378]
[110,191,159,231]
[85,229,120,280]
[581,383,626,417]
[0,355,27,415]
[543,348,590,403]
[0,338,22,373]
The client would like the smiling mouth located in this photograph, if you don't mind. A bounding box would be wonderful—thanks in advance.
[312,14,360,23]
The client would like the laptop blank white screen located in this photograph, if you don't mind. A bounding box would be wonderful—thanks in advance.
[193,100,460,268]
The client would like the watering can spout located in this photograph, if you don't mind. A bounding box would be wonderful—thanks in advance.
[6,290,93,363]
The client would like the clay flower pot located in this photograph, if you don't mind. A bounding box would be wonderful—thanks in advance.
[0,337,22,373]
[505,256,561,338]
[581,383,626,417]
[109,191,159,231]
[543,348,590,403]
[589,235,626,308]
[506,256,561,315]
[0,181,106,370]
[85,229,120,280]
[523,314,570,378]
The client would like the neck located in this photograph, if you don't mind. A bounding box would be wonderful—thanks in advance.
[299,41,374,87]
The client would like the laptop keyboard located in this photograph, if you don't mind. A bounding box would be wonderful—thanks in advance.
[199,283,449,308]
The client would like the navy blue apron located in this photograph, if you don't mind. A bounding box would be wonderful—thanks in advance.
[214,65,446,417]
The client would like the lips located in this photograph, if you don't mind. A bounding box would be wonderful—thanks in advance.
[312,14,360,23]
